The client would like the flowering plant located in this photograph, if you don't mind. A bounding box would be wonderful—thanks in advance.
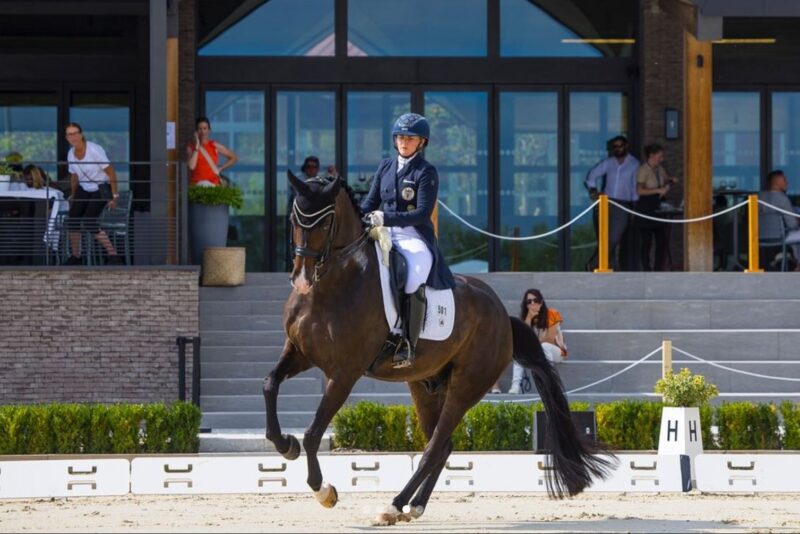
[655,368,719,407]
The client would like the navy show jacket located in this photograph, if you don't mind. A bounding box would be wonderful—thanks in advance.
[360,155,456,290]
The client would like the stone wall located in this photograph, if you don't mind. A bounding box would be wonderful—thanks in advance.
[0,268,199,404]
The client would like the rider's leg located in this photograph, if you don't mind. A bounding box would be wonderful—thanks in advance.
[391,232,432,369]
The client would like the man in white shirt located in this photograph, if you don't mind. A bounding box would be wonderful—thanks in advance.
[63,122,123,266]
[584,135,641,271]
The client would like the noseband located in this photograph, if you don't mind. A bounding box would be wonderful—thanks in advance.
[290,198,369,282]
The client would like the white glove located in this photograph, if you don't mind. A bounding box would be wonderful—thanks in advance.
[369,210,384,227]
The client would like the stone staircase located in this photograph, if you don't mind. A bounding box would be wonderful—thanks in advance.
[199,272,800,439]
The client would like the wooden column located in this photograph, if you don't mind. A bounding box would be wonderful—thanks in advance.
[683,31,713,271]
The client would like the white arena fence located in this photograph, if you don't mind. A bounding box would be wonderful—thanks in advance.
[2,452,800,498]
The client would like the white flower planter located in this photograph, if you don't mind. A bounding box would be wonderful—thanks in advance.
[658,406,703,480]
[0,174,10,192]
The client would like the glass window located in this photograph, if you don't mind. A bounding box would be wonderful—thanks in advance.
[346,92,410,202]
[498,92,559,271]
[199,0,335,56]
[501,0,636,57]
[712,92,760,192]
[772,92,800,197]
[349,0,486,56]
[0,93,57,178]
[275,91,336,270]
[568,91,628,271]
[70,93,130,190]
[206,91,266,271]
[425,91,489,273]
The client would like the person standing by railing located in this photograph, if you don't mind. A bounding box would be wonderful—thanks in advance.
[186,116,238,187]
[636,143,678,271]
[584,135,640,271]
[63,122,123,266]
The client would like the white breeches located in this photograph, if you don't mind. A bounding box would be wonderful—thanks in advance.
[390,227,433,293]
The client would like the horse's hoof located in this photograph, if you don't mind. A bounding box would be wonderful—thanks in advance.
[407,505,425,519]
[282,434,301,461]
[372,505,400,526]
[314,482,338,508]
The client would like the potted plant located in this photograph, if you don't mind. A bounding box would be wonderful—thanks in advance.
[187,184,243,264]
[655,368,719,480]
[0,161,20,192]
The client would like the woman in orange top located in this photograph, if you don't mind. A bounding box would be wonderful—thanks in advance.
[186,117,238,186]
[508,288,568,394]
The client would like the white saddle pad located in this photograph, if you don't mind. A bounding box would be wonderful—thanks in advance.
[375,242,455,341]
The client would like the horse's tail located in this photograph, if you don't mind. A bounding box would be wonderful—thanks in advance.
[509,316,616,498]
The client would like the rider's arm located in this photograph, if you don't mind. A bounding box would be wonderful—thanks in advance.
[360,160,387,215]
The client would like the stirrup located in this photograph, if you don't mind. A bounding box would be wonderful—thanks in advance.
[392,339,414,369]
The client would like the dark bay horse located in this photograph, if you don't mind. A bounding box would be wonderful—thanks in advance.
[263,172,613,525]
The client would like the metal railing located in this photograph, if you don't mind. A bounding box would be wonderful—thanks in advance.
[0,160,188,266]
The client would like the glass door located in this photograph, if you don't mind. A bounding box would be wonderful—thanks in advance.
[568,91,629,271]
[274,90,336,271]
[205,91,266,271]
[498,91,559,271]
[69,93,131,190]
[346,91,411,202]
[424,91,489,273]
[0,93,58,178]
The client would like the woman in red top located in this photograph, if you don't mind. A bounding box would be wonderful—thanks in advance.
[186,117,238,186]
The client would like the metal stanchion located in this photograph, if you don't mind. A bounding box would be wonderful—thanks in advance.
[176,335,201,405]
[745,194,764,273]
[595,194,612,273]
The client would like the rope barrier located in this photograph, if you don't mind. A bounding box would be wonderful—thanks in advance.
[437,199,598,241]
[757,199,800,220]
[483,346,663,403]
[672,346,800,382]
[609,198,748,224]
[482,341,799,404]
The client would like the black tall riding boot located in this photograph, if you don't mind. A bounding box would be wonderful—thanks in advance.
[393,285,426,369]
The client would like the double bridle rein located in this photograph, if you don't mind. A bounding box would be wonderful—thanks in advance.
[291,197,369,282]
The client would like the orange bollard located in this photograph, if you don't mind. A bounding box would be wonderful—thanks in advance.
[744,194,763,273]
[594,194,613,273]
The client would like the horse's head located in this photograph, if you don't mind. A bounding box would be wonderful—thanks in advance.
[288,170,355,294]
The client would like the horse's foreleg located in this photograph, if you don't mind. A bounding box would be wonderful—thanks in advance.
[304,375,358,507]
[263,340,310,459]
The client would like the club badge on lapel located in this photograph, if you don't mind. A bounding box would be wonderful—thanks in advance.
[401,187,415,201]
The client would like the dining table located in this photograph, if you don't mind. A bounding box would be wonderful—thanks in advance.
[0,187,68,262]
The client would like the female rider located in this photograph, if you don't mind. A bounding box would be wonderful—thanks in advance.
[361,113,455,369]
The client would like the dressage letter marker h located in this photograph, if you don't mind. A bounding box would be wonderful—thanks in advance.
[658,407,704,482]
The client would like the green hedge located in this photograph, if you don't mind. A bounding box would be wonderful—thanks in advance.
[0,402,201,455]
[332,400,797,452]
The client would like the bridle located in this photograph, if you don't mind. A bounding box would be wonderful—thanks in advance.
[290,190,369,282]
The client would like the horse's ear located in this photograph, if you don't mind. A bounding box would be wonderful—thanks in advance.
[287,170,311,197]
[321,176,341,198]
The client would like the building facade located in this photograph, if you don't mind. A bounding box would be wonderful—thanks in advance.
[1,0,799,272]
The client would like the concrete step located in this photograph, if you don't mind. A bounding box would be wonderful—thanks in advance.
[200,377,321,396]
[200,300,286,315]
[471,272,800,301]
[203,363,325,379]
[201,285,290,301]
[563,330,800,361]
[202,411,316,430]
[201,346,284,363]
[201,393,414,412]
[201,314,284,331]
[203,330,287,347]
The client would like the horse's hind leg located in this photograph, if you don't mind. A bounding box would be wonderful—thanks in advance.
[263,340,311,459]
[397,382,450,521]
[377,374,484,525]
